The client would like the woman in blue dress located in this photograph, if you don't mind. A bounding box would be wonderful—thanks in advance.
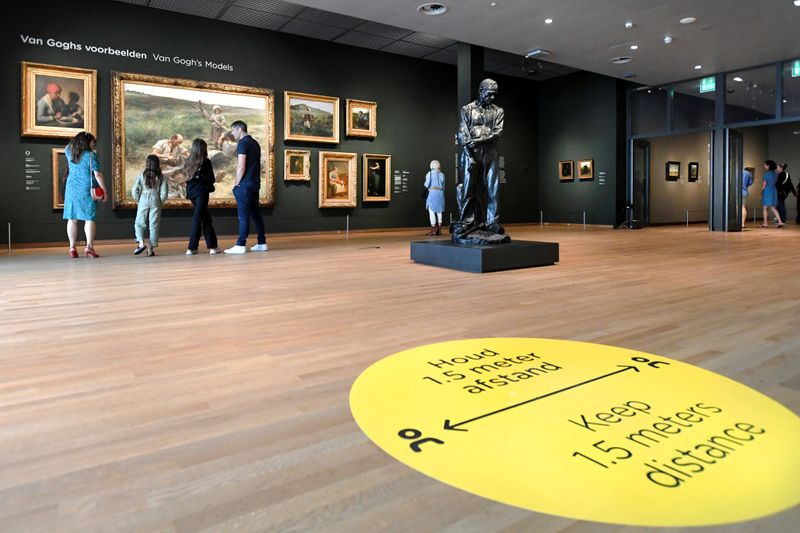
[760,159,783,228]
[63,131,108,257]
[424,159,445,235]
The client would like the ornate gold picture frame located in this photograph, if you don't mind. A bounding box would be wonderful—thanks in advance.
[319,151,357,208]
[51,147,68,209]
[285,91,339,144]
[363,153,391,202]
[21,62,97,138]
[346,99,377,138]
[284,149,311,181]
[578,158,594,180]
[559,160,574,181]
[111,71,275,209]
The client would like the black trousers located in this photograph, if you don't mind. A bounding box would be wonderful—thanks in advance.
[188,193,218,250]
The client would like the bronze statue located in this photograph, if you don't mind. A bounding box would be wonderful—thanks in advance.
[451,79,510,245]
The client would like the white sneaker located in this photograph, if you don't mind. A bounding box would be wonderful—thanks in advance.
[250,243,268,252]
[209,248,221,255]
[224,245,247,254]
[186,249,197,255]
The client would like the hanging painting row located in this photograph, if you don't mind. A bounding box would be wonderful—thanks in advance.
[21,61,383,211]
[558,159,594,181]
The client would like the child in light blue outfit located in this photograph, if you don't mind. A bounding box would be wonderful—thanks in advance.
[132,155,169,256]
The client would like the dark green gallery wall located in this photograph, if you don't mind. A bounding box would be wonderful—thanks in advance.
[537,71,627,226]
[2,1,624,244]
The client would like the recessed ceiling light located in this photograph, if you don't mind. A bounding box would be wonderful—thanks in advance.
[625,21,633,29]
[610,56,633,64]
[795,0,800,6]
[733,76,744,82]
[490,1,497,6]
[544,18,553,24]
[784,99,789,103]
[417,3,448,15]
[630,44,639,50]
[694,64,703,70]
[663,35,673,44]
[680,17,697,24]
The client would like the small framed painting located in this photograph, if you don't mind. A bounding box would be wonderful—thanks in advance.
[51,147,68,209]
[284,149,311,181]
[578,158,594,180]
[688,161,699,182]
[285,91,339,144]
[319,151,357,208]
[559,160,574,181]
[363,153,391,202]
[22,62,97,138]
[666,161,681,181]
[346,99,377,138]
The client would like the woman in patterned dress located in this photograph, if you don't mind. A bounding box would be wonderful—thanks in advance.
[63,131,107,257]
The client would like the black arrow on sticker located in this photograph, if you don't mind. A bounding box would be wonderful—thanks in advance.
[443,364,640,432]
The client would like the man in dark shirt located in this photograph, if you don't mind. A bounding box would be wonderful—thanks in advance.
[225,120,268,254]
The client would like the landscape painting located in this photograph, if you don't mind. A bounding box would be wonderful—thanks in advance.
[285,91,339,144]
[578,158,594,180]
[111,71,274,209]
[346,99,377,138]
[666,161,681,181]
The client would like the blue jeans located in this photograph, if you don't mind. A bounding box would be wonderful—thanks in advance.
[233,185,265,246]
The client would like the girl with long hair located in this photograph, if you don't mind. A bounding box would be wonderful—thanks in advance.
[131,154,168,256]
[63,131,107,258]
[182,138,219,254]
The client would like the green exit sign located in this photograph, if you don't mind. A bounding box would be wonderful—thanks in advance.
[699,77,716,93]
[792,61,800,78]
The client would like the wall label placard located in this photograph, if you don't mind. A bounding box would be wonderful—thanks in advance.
[350,338,800,527]
[24,151,41,191]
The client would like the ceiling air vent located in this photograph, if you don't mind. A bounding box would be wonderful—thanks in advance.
[417,3,448,16]
[610,56,633,64]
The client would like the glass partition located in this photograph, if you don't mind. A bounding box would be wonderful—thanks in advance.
[673,78,715,131]
[725,65,776,123]
[630,87,667,135]
[783,59,800,117]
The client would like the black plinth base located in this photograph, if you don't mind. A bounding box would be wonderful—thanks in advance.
[410,240,559,273]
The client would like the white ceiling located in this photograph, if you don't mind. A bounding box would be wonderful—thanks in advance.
[282,0,800,86]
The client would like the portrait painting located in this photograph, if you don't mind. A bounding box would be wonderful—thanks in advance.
[363,153,391,202]
[285,91,339,144]
[688,161,699,182]
[578,159,594,180]
[51,147,68,209]
[559,160,574,181]
[346,99,377,138]
[111,71,275,209]
[319,151,357,208]
[284,149,311,181]
[22,62,96,138]
[666,161,681,181]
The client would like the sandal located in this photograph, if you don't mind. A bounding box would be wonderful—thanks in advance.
[760,224,769,228]
[68,247,78,258]
[84,247,100,258]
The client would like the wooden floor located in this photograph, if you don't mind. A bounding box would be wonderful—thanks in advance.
[0,224,798,532]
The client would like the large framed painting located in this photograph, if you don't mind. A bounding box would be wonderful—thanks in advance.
[363,153,391,202]
[319,151,357,208]
[21,62,96,138]
[51,147,68,209]
[577,158,594,180]
[688,161,699,182]
[347,99,377,138]
[111,71,275,209]
[666,161,681,181]
[284,149,311,181]
[285,91,339,144]
[559,160,574,181]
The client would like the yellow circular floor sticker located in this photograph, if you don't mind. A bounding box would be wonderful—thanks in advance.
[349,338,800,527]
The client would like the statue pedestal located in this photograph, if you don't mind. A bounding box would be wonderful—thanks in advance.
[410,240,559,273]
